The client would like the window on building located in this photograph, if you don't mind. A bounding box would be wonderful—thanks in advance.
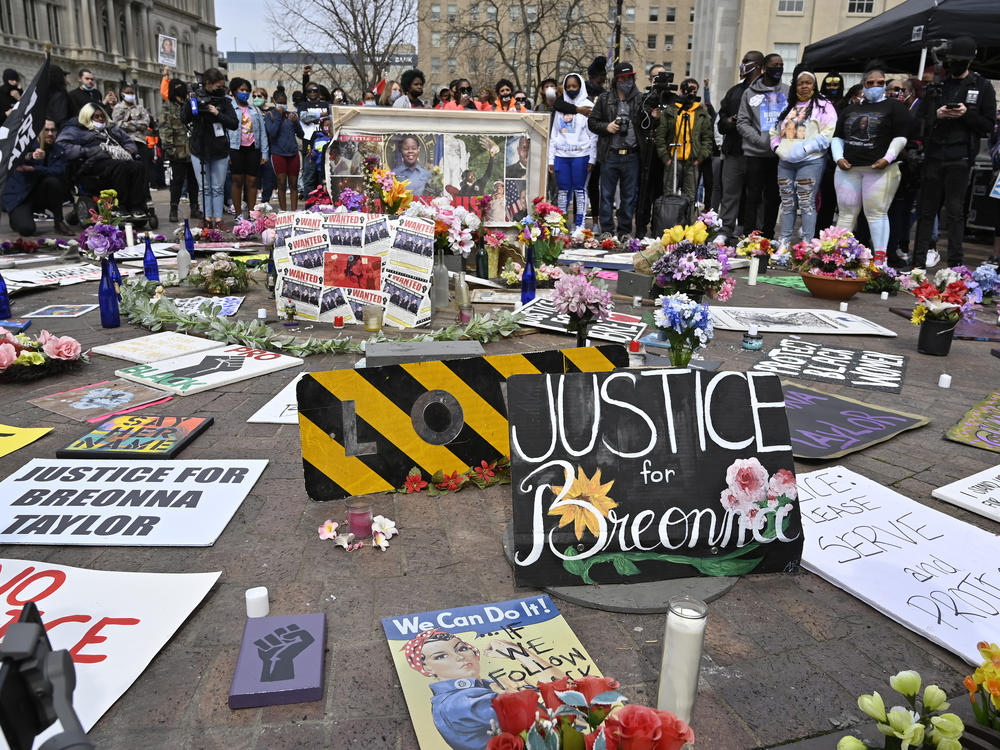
[526,5,537,20]
[687,34,693,50]
[847,0,874,12]
[447,3,457,20]
[625,33,635,51]
[448,57,457,73]
[664,34,674,49]
[663,61,672,71]
[431,57,442,73]
[647,33,657,49]
[777,0,804,11]
[447,32,457,47]
[510,31,519,48]
[487,6,496,20]
[649,6,659,21]
[665,6,675,21]
[511,5,520,20]
[608,7,615,21]
[625,7,635,22]
[469,5,479,21]
[45,2,59,43]
[772,42,800,83]
[22,0,36,37]
[0,0,12,33]
[685,62,691,76]
[431,31,441,46]
[430,3,440,20]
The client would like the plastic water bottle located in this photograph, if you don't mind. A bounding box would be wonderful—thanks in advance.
[143,236,159,281]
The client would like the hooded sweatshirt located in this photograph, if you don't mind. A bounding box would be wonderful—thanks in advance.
[548,73,597,164]
[737,76,790,158]
[769,77,837,164]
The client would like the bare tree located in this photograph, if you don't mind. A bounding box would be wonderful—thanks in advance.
[442,0,610,96]
[266,0,417,94]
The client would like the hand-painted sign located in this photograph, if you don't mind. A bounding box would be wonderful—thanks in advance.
[508,369,803,587]
[91,331,220,364]
[57,415,213,459]
[517,297,647,343]
[247,373,309,424]
[932,465,1000,523]
[28,379,171,422]
[946,392,1000,454]
[752,338,907,393]
[0,458,267,546]
[0,424,50,458]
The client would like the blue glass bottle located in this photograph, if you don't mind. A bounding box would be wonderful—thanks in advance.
[143,236,159,281]
[99,259,120,328]
[520,244,536,304]
[0,270,11,319]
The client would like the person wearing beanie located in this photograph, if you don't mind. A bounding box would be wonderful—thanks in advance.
[0,68,21,126]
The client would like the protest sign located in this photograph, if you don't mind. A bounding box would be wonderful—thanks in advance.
[0,319,30,331]
[782,382,929,459]
[932,465,1000,523]
[798,466,1000,664]
[946,391,1000,454]
[889,307,1000,342]
[382,270,431,329]
[28,379,171,422]
[324,252,382,290]
[390,216,435,275]
[57,415,213,459]
[157,33,176,66]
[6,264,137,287]
[171,296,245,317]
[383,595,600,750]
[0,458,266,546]
[24,304,97,318]
[91,331,219,364]
[710,307,897,336]
[0,425,50,458]
[0,558,219,748]
[116,345,303,395]
[517,297,647,343]
[229,613,325,709]
[247,373,309,424]
[115,243,176,260]
[299,345,628,501]
[508,369,803,587]
[752,338,907,393]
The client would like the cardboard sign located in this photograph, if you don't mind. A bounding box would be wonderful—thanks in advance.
[752,338,907,393]
[0,458,267,546]
[116,345,303,395]
[171,296,245,317]
[946,392,1000,454]
[6,264,136,287]
[799,466,999,665]
[509,370,803,587]
[23,304,98,318]
[710,307,897,336]
[57,415,213,459]
[0,424,50,458]
[28,379,171,422]
[932,465,1000,523]
[298,345,628,501]
[517,297,647,343]
[229,613,325,709]
[782,382,929,459]
[324,252,382,290]
[91,331,220,364]
[115,242,176,260]
[383,595,600,750]
[247,373,309,424]
[0,559,218,747]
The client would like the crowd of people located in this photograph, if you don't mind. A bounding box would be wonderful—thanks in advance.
[2,37,999,270]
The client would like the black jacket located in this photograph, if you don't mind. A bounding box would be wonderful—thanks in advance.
[67,87,104,120]
[588,85,644,163]
[180,91,239,160]
[718,79,750,156]
[919,72,997,161]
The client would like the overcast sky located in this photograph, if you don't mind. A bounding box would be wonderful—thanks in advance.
[215,0,274,53]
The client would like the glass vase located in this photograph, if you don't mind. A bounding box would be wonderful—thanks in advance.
[431,247,450,311]
[521,244,536,304]
[98,258,120,328]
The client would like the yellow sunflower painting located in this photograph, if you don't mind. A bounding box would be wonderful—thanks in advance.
[547,467,617,541]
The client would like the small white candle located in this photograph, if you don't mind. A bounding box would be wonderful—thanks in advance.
[880,291,889,301]
[124,223,135,248]
[257,308,267,320]
[839,301,849,312]
[747,257,759,286]
[748,324,758,336]
[657,596,707,724]
[938,373,952,389]
[632,295,642,308]
[245,587,269,618]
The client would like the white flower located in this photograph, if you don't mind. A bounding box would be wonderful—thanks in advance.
[224,276,237,287]
[334,204,348,213]
[697,258,722,281]
[465,214,480,231]
[933,268,960,287]
[372,531,389,551]
[545,211,562,224]
[372,515,398,538]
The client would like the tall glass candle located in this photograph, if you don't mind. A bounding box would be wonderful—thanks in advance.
[657,595,708,723]
[346,498,373,539]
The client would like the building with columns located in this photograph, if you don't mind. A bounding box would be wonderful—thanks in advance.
[0,1,219,116]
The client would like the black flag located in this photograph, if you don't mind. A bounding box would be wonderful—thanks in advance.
[0,53,50,199]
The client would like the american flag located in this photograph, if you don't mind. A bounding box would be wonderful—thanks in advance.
[505,180,525,221]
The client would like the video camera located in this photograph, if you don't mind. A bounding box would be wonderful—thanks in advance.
[188,85,214,116]
[645,70,679,109]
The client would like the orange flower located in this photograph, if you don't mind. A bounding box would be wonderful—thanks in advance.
[965,675,978,701]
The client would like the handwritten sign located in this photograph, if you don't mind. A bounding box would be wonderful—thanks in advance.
[508,370,803,587]
[91,331,219,364]
[517,297,647,343]
[932,465,1000,523]
[946,391,1000,454]
[782,381,929,459]
[752,338,907,393]
[799,466,997,664]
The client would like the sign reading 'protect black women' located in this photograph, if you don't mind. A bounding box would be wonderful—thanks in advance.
[508,370,804,588]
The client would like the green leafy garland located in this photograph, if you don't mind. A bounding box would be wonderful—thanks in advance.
[119,279,522,357]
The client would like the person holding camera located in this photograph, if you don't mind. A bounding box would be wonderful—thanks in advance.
[656,78,714,223]
[181,67,238,230]
[634,64,670,237]
[912,36,996,268]
[265,90,304,211]
[588,62,644,238]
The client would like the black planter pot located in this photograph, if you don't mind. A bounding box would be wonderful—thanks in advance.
[755,256,769,274]
[917,317,956,356]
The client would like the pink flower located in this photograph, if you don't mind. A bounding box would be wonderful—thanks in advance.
[40,334,81,361]
[318,520,338,540]
[725,458,768,506]
[0,330,25,352]
[0,342,17,371]
[766,468,797,505]
[36,330,54,346]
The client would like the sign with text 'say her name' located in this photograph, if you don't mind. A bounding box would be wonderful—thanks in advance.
[508,369,804,588]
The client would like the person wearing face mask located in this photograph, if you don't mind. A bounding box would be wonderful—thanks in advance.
[492,79,526,112]
[4,119,71,236]
[656,77,714,223]
[227,77,270,220]
[736,53,788,237]
[717,51,764,242]
[885,78,924,268]
[378,80,400,107]
[548,73,597,228]
[831,65,912,264]
[393,69,426,109]
[264,91,303,212]
[820,73,845,109]
[251,87,277,204]
[112,85,152,189]
[158,78,201,223]
[815,72,848,233]
[68,68,104,120]
[181,68,239,229]
[912,36,996,268]
[0,68,21,126]
[588,62,645,238]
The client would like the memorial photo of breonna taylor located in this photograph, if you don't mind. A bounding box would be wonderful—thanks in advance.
[384,133,443,198]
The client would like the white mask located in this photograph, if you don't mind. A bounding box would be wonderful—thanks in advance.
[123,93,136,104]
[390,90,401,102]
[92,121,106,130]
[545,87,556,101]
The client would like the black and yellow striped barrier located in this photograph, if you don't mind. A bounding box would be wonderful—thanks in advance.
[297,345,627,501]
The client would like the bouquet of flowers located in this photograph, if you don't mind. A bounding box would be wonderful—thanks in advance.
[794,227,873,279]
[864,265,901,295]
[305,184,334,210]
[365,163,413,214]
[735,230,772,259]
[173,224,223,243]
[972,263,998,301]
[0,329,86,382]
[232,204,278,241]
[550,265,612,343]
[965,641,1000,733]
[87,189,121,226]
[516,197,568,265]
[78,221,126,262]
[633,216,721,274]
[0,237,79,255]
[188,252,253,294]
[501,260,564,288]
[646,292,714,366]
[487,675,693,750]
[904,267,977,325]
[650,241,735,301]
[406,196,483,257]
[562,227,600,250]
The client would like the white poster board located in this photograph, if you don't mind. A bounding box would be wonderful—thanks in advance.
[711,307,897,337]
[115,242,177,260]
[799,466,999,664]
[91,331,220,364]
[0,558,218,749]
[0,458,268,546]
[157,33,177,67]
[932,465,1000,524]
[247,373,309,424]
[5,264,138,286]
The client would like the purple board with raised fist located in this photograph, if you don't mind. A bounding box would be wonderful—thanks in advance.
[229,612,326,709]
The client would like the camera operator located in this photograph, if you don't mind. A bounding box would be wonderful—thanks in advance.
[912,35,996,268]
[635,64,677,236]
[656,78,713,223]
[181,67,238,230]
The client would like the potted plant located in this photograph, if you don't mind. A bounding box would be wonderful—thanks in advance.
[793,227,873,301]
[735,230,773,273]
[902,267,975,356]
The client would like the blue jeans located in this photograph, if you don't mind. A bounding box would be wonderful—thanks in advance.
[191,154,228,219]
[599,151,639,235]
[777,157,825,244]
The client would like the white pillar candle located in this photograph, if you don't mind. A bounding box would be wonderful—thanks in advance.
[657,595,708,724]
[124,223,135,248]
[938,373,952,389]
[257,308,267,320]
[747,257,759,286]
[880,291,889,301]
[633,295,642,308]
[245,586,269,618]
[838,301,849,312]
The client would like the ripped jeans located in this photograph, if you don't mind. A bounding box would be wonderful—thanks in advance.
[776,157,825,246]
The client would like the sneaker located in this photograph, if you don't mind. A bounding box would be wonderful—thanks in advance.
[926,249,940,268]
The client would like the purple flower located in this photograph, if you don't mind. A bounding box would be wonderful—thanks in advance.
[86,232,110,256]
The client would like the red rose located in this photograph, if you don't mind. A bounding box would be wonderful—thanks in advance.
[491,689,541,735]
[603,704,664,750]
[486,732,525,750]
[575,675,621,706]
[651,710,694,750]
[537,676,572,710]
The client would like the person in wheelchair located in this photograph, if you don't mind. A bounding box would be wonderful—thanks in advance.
[55,103,151,220]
